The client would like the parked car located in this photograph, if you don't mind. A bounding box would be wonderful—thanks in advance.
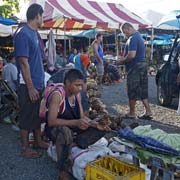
[156,33,180,106]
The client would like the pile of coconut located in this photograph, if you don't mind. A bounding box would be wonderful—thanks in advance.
[86,79,139,131]
[86,79,126,130]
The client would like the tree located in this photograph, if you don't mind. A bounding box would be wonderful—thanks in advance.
[0,0,20,18]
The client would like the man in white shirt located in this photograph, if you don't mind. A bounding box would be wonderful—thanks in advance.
[2,53,18,91]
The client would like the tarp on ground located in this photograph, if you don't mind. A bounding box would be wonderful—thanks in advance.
[29,0,148,30]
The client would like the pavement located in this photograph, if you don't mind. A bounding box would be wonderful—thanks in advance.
[0,124,58,180]
[101,76,180,133]
[0,76,180,180]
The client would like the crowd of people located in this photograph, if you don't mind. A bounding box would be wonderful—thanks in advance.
[0,3,154,180]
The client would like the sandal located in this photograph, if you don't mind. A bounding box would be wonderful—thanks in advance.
[58,171,71,180]
[21,147,42,158]
[33,141,49,150]
[138,114,153,120]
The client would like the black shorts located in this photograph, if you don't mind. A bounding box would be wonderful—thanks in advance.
[127,62,148,100]
[18,84,43,130]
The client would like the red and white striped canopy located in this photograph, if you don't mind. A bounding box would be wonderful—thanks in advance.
[29,0,148,30]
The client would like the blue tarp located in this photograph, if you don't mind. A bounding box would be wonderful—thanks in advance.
[74,29,97,38]
[154,34,174,40]
[141,33,151,39]
[141,34,174,45]
[118,127,180,156]
[73,29,112,38]
[0,16,18,25]
[148,39,173,45]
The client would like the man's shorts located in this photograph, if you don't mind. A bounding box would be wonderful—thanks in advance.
[18,84,42,130]
[96,62,104,76]
[127,62,148,100]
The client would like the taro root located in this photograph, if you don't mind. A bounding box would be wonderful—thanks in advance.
[93,113,111,126]
[109,115,125,129]
[99,108,108,115]
[87,82,98,90]
[91,101,106,111]
[88,109,98,119]
[88,97,98,103]
[129,122,139,129]
[87,89,94,97]
[96,91,101,98]
[87,89,100,98]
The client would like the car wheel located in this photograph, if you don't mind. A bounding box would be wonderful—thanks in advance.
[157,82,172,106]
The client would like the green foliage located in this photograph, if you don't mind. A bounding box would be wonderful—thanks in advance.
[0,0,20,18]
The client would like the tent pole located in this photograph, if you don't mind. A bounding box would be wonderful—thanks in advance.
[56,29,57,40]
[69,39,71,53]
[115,29,119,58]
[150,27,154,62]
[63,16,66,66]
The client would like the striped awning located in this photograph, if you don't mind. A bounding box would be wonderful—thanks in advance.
[29,0,148,30]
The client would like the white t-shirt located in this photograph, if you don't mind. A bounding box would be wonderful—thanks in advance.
[2,63,18,91]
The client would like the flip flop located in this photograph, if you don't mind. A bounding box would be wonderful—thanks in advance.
[58,171,71,180]
[33,142,49,150]
[21,148,42,159]
[122,114,136,119]
[138,114,153,120]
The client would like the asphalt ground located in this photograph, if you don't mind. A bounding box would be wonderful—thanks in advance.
[0,76,180,180]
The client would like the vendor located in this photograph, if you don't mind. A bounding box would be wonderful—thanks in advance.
[46,69,110,180]
[103,61,123,84]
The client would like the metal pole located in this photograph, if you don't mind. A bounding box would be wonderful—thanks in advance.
[55,29,57,40]
[69,39,71,53]
[150,27,154,62]
[63,16,66,66]
[115,29,119,58]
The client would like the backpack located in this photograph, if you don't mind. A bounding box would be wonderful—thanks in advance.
[39,83,65,119]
